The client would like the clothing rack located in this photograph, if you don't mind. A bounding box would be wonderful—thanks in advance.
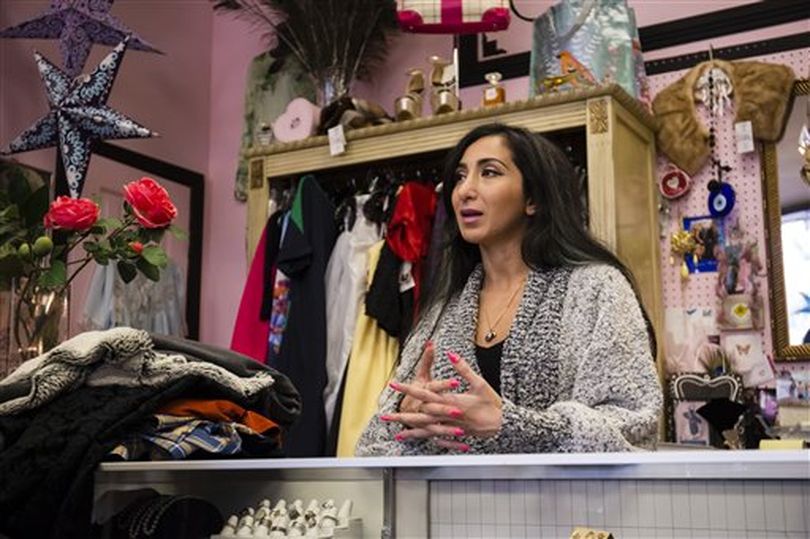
[266,127,588,216]
[267,150,449,232]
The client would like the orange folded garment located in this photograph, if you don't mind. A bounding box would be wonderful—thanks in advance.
[157,398,279,436]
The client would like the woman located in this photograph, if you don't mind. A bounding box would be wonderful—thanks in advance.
[356,124,662,455]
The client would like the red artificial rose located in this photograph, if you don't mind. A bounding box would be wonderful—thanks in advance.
[43,196,100,231]
[129,241,144,254]
[123,177,177,229]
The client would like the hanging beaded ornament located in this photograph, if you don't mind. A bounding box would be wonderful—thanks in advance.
[698,61,736,218]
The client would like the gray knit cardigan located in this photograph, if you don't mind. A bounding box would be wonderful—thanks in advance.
[355,263,663,455]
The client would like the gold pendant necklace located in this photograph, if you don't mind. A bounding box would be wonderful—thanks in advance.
[482,277,526,343]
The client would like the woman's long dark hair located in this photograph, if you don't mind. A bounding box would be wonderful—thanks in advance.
[426,123,656,353]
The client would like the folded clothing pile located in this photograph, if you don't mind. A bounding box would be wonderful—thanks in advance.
[0,328,301,539]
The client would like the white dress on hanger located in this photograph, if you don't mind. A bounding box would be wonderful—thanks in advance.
[322,195,381,433]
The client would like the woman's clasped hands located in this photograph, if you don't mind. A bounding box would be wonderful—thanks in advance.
[381,341,503,452]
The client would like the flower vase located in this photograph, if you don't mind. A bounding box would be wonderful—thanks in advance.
[3,279,68,375]
[313,68,350,108]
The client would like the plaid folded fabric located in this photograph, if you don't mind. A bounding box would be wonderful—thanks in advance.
[140,415,243,459]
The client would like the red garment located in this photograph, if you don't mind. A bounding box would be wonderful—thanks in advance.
[230,227,270,362]
[385,182,437,311]
[157,398,280,436]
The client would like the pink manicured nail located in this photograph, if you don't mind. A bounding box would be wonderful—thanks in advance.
[394,433,404,441]
[425,340,434,351]
[453,427,465,437]
[448,379,460,389]
[380,414,393,421]
[458,444,470,453]
[449,408,463,419]
[447,351,460,364]
[389,382,401,391]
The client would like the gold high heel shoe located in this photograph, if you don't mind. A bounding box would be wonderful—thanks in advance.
[428,55,459,115]
[394,68,424,121]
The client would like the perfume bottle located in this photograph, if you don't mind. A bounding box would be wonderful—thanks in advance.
[483,72,505,107]
[256,122,273,146]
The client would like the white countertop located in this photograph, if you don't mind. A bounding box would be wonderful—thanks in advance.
[97,449,809,480]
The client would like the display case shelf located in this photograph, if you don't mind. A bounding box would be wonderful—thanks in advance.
[95,451,809,538]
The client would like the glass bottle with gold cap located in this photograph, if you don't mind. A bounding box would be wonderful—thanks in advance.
[483,72,505,107]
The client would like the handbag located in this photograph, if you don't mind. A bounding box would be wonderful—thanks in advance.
[396,0,511,34]
[529,0,649,102]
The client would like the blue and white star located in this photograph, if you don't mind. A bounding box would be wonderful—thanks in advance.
[1,38,157,198]
[0,0,160,78]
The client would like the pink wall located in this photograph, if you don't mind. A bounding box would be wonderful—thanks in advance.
[202,13,265,348]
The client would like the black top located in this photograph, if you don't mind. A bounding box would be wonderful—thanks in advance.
[475,341,503,395]
[276,177,337,457]
[365,243,414,342]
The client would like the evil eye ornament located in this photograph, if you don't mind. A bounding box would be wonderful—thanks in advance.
[707,183,736,218]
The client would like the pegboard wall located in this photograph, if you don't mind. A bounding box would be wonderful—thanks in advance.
[648,47,810,382]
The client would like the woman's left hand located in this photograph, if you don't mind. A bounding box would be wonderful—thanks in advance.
[383,351,503,451]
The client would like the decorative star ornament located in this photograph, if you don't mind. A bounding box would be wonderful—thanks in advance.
[1,38,157,198]
[0,0,161,78]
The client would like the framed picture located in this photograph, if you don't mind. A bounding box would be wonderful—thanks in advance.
[674,400,711,446]
[683,215,725,273]
[668,372,743,447]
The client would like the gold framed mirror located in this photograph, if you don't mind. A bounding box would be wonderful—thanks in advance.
[762,79,810,361]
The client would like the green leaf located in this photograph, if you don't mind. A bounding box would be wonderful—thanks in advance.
[168,225,189,241]
[0,205,20,222]
[136,258,160,281]
[92,251,110,266]
[138,228,165,244]
[142,245,168,268]
[82,241,99,253]
[7,170,32,206]
[21,185,49,228]
[117,260,138,284]
[0,245,23,280]
[95,217,124,233]
[37,259,67,289]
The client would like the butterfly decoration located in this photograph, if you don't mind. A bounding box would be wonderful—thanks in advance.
[736,343,751,356]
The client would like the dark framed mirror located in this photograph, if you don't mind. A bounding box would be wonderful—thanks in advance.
[73,142,204,340]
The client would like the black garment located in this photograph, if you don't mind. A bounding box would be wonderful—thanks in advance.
[275,176,337,457]
[365,244,414,342]
[93,492,223,539]
[0,338,300,539]
[260,211,285,320]
[151,333,301,429]
[475,341,503,395]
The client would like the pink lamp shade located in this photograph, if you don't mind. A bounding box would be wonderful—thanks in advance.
[397,0,511,34]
